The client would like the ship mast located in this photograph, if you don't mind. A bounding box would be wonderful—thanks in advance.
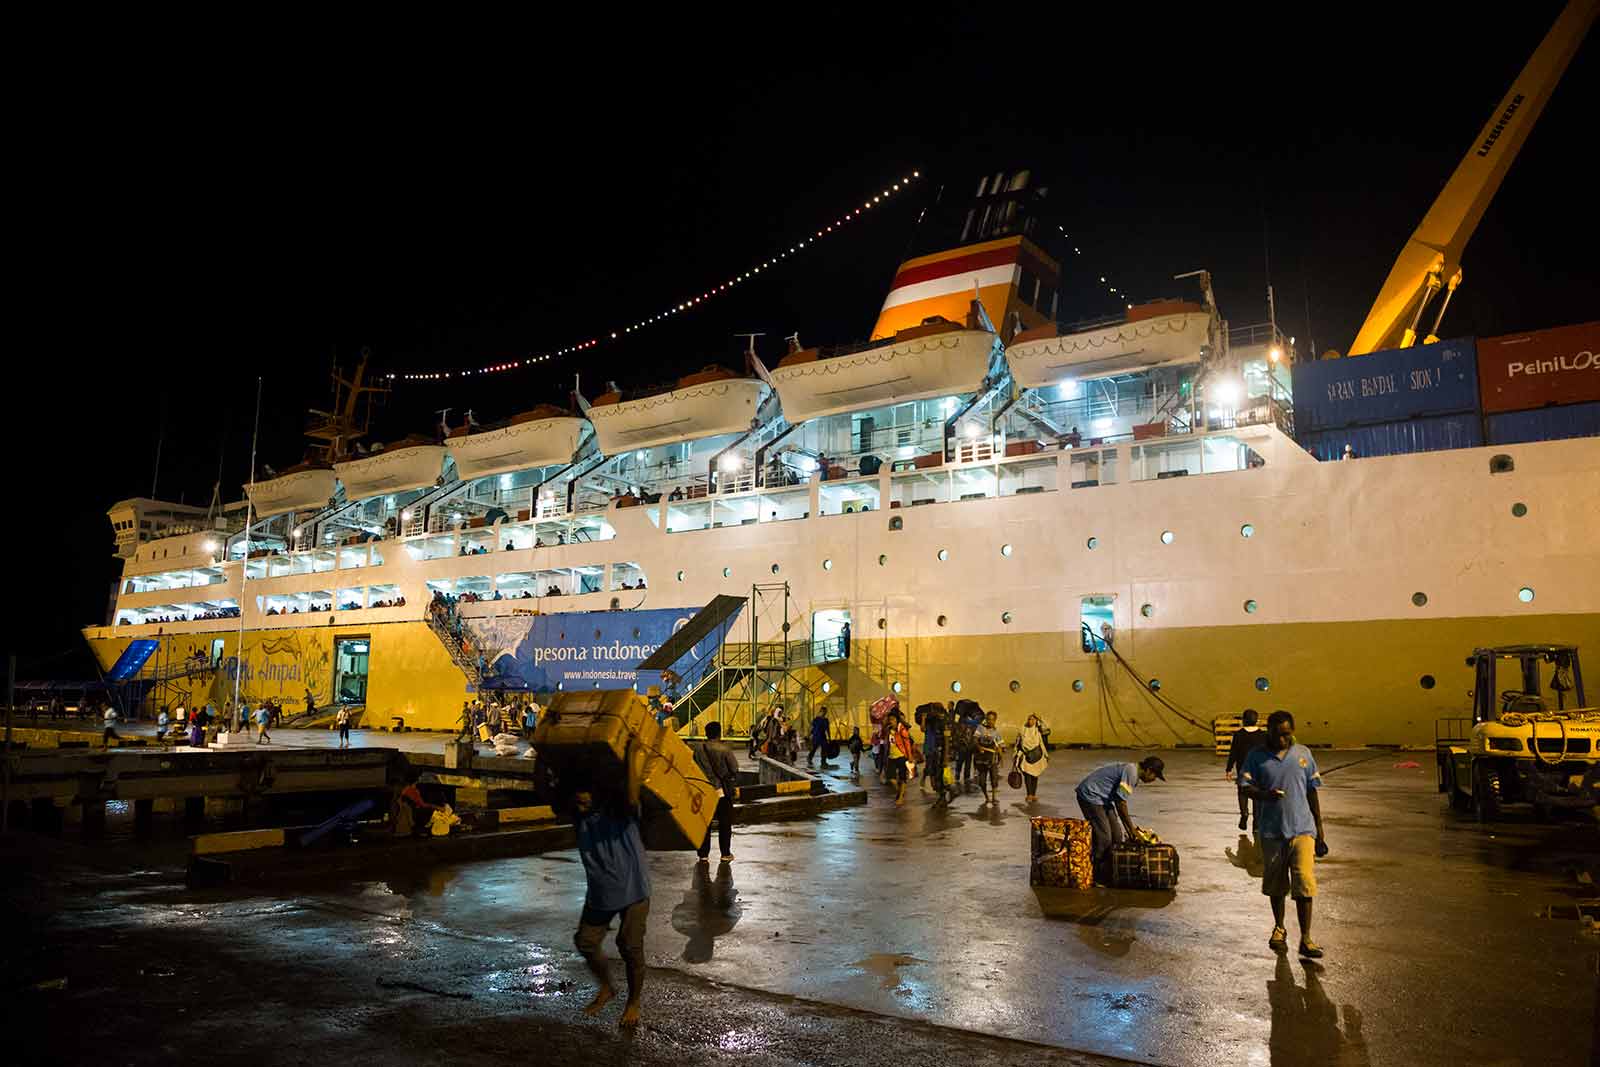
[304,347,391,461]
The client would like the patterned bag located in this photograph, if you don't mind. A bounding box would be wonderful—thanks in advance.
[1109,841,1181,890]
[1030,816,1095,889]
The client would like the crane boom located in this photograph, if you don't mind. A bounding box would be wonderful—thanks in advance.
[1348,0,1596,356]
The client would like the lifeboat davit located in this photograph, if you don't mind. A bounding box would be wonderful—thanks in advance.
[1005,300,1211,388]
[768,319,994,421]
[446,406,590,481]
[586,367,768,453]
[246,463,337,518]
[333,436,448,501]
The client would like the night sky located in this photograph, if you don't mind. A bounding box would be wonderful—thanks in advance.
[13,5,1596,678]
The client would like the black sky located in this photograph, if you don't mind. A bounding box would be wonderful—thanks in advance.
[13,4,1597,676]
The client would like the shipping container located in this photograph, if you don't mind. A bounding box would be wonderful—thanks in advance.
[1297,413,1483,461]
[1291,337,1478,432]
[1485,400,1600,445]
[1477,320,1600,414]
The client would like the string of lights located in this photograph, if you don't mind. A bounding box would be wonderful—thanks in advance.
[396,171,922,382]
[1055,223,1137,312]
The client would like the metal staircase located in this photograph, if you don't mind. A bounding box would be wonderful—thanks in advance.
[426,610,483,689]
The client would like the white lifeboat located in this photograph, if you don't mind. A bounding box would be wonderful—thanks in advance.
[768,320,994,421]
[1005,301,1211,388]
[586,367,767,453]
[333,437,447,501]
[447,408,589,481]
[246,464,337,518]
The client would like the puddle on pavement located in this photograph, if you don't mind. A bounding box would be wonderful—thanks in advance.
[852,953,923,990]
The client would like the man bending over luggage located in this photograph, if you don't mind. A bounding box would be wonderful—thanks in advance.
[1074,756,1166,877]
[563,746,651,1027]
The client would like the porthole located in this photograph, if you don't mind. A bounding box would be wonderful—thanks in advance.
[891,681,902,694]
[771,563,780,574]
[1244,599,1258,614]
[936,614,948,627]
[888,516,903,531]
[1511,502,1528,518]
[1420,675,1436,690]
[822,558,832,570]
[593,681,602,690]
[1140,603,1154,618]
[877,617,886,630]
[1009,680,1021,693]
[1000,543,1013,557]
[821,681,832,694]
[1160,530,1175,545]
[1148,678,1162,691]
[1412,592,1427,607]
[1241,523,1255,538]
[722,567,731,578]
[1518,587,1535,603]
[1072,679,1085,693]
[676,570,685,582]
[1255,676,1270,691]
[878,554,888,566]
[1086,536,1099,549]
[1489,453,1514,474]
[950,681,962,694]
[1001,611,1013,624]
[937,549,949,561]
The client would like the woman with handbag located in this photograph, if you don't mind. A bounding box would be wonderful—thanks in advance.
[1014,713,1050,804]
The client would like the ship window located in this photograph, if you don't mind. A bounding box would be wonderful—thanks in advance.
[878,554,888,566]
[888,517,903,531]
[1160,530,1175,545]
[1080,595,1115,652]
[936,615,947,627]
[1244,599,1258,614]
[1241,523,1255,538]
[666,500,713,533]
[1489,454,1514,474]
[609,562,644,592]
[1140,603,1154,617]
[1010,680,1021,692]
[722,567,731,578]
[950,681,962,694]
[368,583,400,606]
[891,681,902,694]
[759,487,809,525]
[676,570,685,582]
[1086,536,1098,549]
[1001,611,1013,624]
[937,549,949,561]
[1255,676,1270,691]
[820,479,880,516]
[771,563,781,574]
[494,572,536,598]
[1148,679,1162,692]
[1412,592,1427,607]
[822,559,832,571]
[877,618,886,629]
[336,587,365,611]
[1000,543,1013,557]
[1420,675,1436,690]
[1511,502,1527,517]
[1517,587,1535,603]
[1072,679,1085,693]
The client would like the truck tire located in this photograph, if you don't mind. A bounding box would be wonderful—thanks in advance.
[1473,762,1502,823]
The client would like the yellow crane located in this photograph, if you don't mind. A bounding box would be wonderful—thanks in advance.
[1348,0,1596,356]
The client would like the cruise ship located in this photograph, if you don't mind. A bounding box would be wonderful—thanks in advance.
[80,9,1600,747]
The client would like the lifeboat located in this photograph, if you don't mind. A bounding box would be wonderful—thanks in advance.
[246,462,337,518]
[446,406,590,481]
[1005,300,1212,388]
[586,367,768,453]
[768,319,995,421]
[333,436,447,501]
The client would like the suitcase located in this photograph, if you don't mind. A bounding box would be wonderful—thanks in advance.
[533,690,718,852]
[1109,842,1180,890]
[1030,816,1094,889]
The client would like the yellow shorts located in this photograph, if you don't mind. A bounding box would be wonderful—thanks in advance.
[1261,834,1317,898]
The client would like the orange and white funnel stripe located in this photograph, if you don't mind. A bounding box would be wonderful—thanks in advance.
[870,235,1059,340]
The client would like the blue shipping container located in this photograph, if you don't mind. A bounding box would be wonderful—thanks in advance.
[1485,401,1600,445]
[1298,413,1483,461]
[1291,337,1479,432]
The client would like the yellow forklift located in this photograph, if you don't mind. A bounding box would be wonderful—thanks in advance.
[1437,645,1600,821]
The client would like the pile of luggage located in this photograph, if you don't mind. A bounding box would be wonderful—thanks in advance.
[1030,817,1180,890]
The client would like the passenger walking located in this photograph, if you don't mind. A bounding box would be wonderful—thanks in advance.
[1225,709,1269,830]
[693,721,740,863]
[255,704,272,744]
[522,700,540,740]
[565,756,651,1028]
[951,701,980,792]
[973,710,1004,805]
[337,706,351,748]
[102,705,121,745]
[806,707,835,768]
[1074,756,1166,878]
[1014,714,1051,804]
[886,710,917,806]
[918,702,952,806]
[157,707,170,741]
[459,701,474,742]
[1240,711,1328,959]
[847,726,864,776]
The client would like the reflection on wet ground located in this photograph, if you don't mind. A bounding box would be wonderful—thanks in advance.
[4,749,1598,1065]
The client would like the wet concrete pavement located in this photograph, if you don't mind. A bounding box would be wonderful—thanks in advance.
[4,749,1598,1065]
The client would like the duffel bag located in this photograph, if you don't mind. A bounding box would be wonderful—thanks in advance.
[1108,842,1181,890]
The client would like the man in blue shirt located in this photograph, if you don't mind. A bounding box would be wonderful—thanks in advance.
[1241,710,1328,959]
[1075,756,1165,877]
[566,745,651,1027]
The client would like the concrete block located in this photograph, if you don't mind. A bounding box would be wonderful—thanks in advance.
[192,828,286,855]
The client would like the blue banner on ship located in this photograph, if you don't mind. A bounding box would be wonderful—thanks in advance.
[1291,337,1479,432]
[463,607,710,692]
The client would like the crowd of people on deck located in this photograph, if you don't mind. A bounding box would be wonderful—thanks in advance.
[119,606,241,626]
